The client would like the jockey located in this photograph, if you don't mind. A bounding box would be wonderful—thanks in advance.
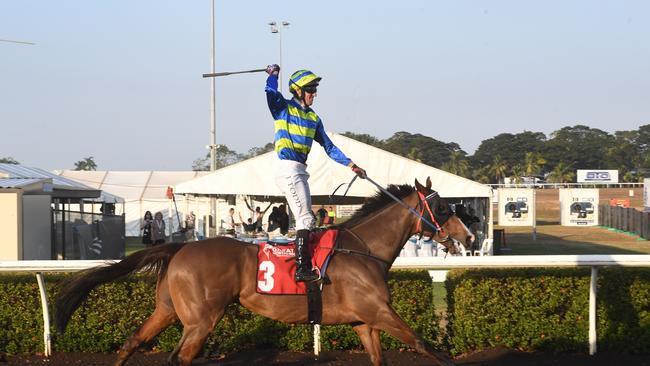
[265,64,366,282]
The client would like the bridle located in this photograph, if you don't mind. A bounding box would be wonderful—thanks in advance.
[332,176,456,264]
[415,191,452,244]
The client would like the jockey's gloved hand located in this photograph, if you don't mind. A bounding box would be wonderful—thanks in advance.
[266,64,280,76]
[351,164,367,179]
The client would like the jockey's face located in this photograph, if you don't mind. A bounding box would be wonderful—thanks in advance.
[303,90,316,106]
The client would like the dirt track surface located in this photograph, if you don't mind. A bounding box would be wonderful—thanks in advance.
[4,349,650,366]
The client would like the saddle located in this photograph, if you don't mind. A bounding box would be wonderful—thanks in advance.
[256,229,338,324]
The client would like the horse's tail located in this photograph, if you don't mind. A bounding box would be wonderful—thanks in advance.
[55,242,187,332]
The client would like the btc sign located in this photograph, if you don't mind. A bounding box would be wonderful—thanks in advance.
[577,170,618,183]
[586,171,610,181]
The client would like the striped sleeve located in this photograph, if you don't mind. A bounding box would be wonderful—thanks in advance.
[314,121,352,166]
[265,74,286,119]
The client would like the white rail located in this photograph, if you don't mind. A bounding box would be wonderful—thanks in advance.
[3,255,650,357]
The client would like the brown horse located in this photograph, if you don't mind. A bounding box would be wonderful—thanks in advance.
[56,177,473,366]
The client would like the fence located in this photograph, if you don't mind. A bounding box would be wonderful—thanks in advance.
[599,205,650,239]
[52,209,125,260]
[3,255,650,357]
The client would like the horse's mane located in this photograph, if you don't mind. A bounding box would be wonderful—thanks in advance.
[340,184,414,228]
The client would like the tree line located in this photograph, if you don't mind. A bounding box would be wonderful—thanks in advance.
[190,124,649,184]
[344,124,650,184]
[3,124,647,183]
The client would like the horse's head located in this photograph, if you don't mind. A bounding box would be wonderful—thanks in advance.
[414,177,475,255]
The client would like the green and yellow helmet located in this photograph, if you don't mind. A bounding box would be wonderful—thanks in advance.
[288,70,321,92]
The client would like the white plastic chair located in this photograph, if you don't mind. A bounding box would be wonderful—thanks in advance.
[473,238,494,256]
[418,239,434,257]
[404,236,419,257]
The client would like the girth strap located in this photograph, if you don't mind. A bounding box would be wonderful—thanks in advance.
[307,281,322,324]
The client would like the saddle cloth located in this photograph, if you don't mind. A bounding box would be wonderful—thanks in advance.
[256,229,337,295]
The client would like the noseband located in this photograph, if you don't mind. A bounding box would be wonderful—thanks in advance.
[415,191,452,244]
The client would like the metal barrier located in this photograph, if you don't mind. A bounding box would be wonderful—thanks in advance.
[3,255,650,357]
[599,205,650,239]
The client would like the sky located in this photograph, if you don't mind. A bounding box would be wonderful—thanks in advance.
[2,1,649,171]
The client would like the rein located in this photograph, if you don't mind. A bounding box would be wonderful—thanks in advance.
[330,175,455,264]
[362,176,446,237]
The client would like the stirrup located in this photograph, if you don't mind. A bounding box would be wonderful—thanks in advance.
[295,268,319,282]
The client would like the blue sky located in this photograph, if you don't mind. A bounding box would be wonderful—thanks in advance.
[2,1,649,170]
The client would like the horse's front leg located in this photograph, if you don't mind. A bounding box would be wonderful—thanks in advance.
[365,304,456,366]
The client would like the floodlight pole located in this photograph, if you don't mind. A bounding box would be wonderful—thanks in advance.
[209,0,217,236]
[268,21,290,94]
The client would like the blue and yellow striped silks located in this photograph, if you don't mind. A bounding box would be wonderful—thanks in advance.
[289,70,321,92]
[274,103,319,158]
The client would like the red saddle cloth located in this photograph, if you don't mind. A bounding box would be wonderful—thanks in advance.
[256,229,337,295]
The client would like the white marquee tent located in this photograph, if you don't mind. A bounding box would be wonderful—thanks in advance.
[175,133,493,238]
[55,170,209,237]
[175,133,491,198]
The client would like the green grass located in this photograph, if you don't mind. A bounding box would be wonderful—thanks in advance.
[125,237,146,256]
[498,224,650,255]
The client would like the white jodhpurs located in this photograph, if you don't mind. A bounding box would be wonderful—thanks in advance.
[275,160,316,231]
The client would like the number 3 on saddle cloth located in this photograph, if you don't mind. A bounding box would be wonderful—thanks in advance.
[256,229,338,294]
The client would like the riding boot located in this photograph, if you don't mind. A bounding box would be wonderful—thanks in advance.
[294,229,318,282]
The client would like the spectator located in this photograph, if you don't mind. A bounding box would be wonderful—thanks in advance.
[244,198,272,232]
[277,204,289,235]
[141,210,153,247]
[239,213,257,233]
[184,211,196,241]
[221,207,239,234]
[327,206,336,225]
[151,211,166,245]
[316,205,328,226]
[267,206,279,233]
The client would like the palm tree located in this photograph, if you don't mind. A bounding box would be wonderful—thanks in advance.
[488,155,508,184]
[547,162,575,183]
[510,164,524,184]
[73,157,97,171]
[441,150,470,177]
[523,152,546,177]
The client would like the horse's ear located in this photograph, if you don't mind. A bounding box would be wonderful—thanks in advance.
[426,177,432,189]
[414,178,425,192]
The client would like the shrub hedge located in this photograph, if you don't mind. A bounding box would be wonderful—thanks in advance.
[2,268,649,357]
[0,270,440,355]
[446,268,650,355]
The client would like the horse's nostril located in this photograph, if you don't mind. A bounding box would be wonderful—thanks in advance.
[467,234,475,245]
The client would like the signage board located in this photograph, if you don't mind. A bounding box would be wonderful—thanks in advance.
[576,170,618,184]
[337,204,362,217]
[559,188,599,226]
[497,188,535,226]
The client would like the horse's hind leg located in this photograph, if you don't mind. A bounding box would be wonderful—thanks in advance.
[114,303,177,366]
[365,304,455,366]
[352,323,385,366]
[168,302,229,366]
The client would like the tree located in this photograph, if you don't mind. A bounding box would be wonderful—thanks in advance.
[471,131,547,170]
[74,157,97,171]
[488,155,508,184]
[192,144,243,171]
[546,162,575,183]
[543,125,614,170]
[0,157,19,164]
[523,152,546,177]
[382,131,465,168]
[604,130,640,176]
[441,150,470,178]
[341,132,383,148]
[510,164,524,184]
[243,142,274,159]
